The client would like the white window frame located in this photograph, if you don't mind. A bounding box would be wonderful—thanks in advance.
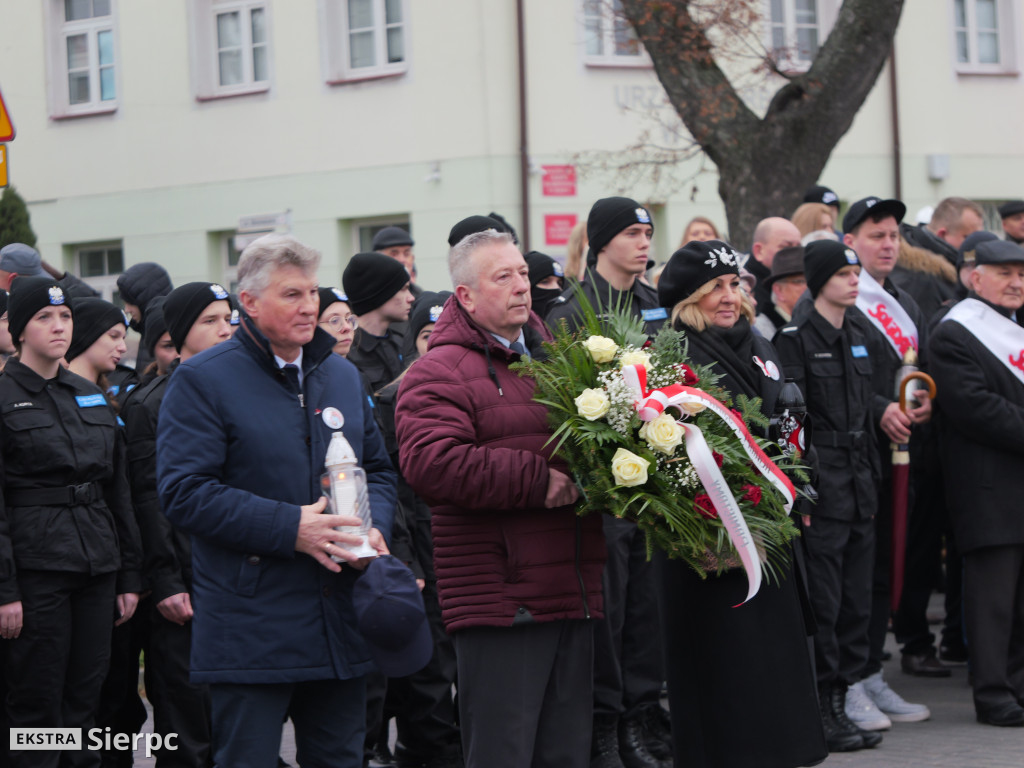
[321,0,409,84]
[73,241,124,302]
[579,0,650,68]
[951,0,1019,75]
[43,0,120,119]
[764,0,840,73]
[189,0,273,100]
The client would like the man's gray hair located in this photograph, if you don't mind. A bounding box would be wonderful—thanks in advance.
[237,235,321,296]
[448,230,514,289]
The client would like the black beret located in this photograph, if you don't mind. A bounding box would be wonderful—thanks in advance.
[8,277,71,342]
[164,282,231,352]
[342,253,410,316]
[658,240,741,309]
[448,215,506,247]
[804,240,861,298]
[842,197,906,234]
[998,200,1024,219]
[487,212,519,245]
[371,227,414,250]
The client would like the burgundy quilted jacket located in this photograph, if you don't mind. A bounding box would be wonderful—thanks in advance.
[395,297,604,632]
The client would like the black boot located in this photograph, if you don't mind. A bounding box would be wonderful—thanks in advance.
[591,715,625,768]
[618,715,670,768]
[638,705,672,762]
[832,683,882,749]
[818,682,865,753]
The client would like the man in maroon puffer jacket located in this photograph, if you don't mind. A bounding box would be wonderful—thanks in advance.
[396,228,605,768]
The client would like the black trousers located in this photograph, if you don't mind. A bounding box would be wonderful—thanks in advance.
[365,578,459,762]
[801,516,874,684]
[209,677,365,768]
[454,620,593,768]
[962,544,1024,712]
[592,516,664,720]
[97,604,148,768]
[145,602,213,767]
[894,437,964,655]
[4,569,117,768]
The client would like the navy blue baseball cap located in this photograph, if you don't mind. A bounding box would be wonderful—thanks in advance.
[352,555,432,678]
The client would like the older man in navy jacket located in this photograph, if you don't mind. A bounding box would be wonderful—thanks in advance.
[157,235,397,767]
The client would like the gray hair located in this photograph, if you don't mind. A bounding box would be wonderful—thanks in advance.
[237,235,321,296]
[448,230,515,289]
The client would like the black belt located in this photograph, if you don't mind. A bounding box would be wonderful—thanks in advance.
[6,482,104,507]
[815,430,867,449]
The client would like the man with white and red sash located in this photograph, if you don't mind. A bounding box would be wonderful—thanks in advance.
[929,239,1024,727]
[841,197,935,726]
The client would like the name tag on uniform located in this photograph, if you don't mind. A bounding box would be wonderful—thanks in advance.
[851,345,869,358]
[812,352,834,360]
[76,394,107,408]
[642,307,668,322]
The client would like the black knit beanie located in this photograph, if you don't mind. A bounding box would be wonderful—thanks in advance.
[402,291,453,361]
[658,240,741,309]
[65,298,128,362]
[586,197,653,266]
[804,240,861,298]
[318,286,349,319]
[142,295,169,356]
[524,251,564,287]
[448,215,506,247]
[164,282,231,352]
[342,253,410,316]
[8,277,72,342]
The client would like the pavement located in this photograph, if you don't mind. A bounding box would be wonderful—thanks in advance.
[127,600,1021,767]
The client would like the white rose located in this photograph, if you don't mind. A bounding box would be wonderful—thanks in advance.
[611,447,650,487]
[575,388,611,421]
[619,349,652,369]
[584,335,618,363]
[639,414,684,455]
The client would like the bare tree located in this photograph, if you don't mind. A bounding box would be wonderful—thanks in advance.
[615,0,905,247]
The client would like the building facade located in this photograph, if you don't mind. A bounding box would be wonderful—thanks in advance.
[0,0,1021,301]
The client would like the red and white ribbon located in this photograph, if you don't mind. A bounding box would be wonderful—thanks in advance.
[622,364,796,604]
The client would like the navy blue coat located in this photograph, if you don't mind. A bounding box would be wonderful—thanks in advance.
[156,318,397,684]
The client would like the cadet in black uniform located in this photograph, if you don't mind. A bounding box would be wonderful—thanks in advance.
[775,240,882,753]
[548,197,671,768]
[119,282,233,767]
[0,277,142,768]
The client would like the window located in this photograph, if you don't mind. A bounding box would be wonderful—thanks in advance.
[44,0,119,117]
[74,242,124,302]
[953,0,1018,73]
[190,1,272,99]
[581,0,648,67]
[321,0,407,84]
[222,234,243,291]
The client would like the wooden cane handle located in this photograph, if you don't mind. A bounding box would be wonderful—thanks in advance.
[899,371,936,413]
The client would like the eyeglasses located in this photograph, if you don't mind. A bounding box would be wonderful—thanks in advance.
[320,315,357,331]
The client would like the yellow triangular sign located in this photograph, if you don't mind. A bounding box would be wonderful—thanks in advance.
[0,87,14,142]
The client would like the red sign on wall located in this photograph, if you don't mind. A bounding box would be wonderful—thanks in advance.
[541,165,576,197]
[545,214,577,246]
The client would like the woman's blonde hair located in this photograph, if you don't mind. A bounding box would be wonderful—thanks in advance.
[566,221,589,281]
[678,216,721,249]
[791,203,836,238]
[670,276,755,332]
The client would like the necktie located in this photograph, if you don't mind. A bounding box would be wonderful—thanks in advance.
[510,341,529,358]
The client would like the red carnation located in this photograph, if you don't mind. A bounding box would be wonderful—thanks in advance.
[678,364,700,385]
[712,451,724,468]
[694,494,718,520]
[742,484,762,506]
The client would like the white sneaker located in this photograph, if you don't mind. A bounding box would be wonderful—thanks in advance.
[862,671,931,722]
[845,681,892,730]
